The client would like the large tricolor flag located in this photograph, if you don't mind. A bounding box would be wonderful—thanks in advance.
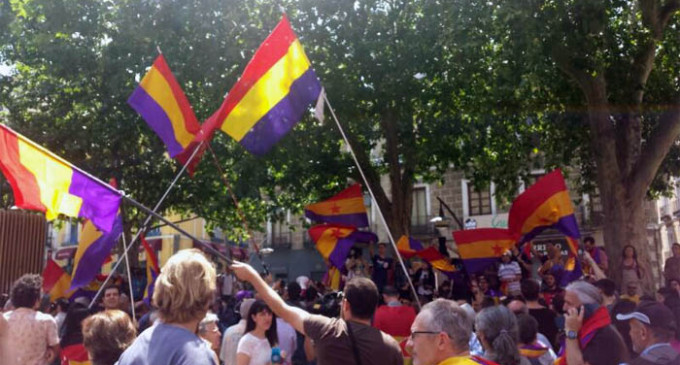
[0,124,121,232]
[304,184,369,227]
[308,224,377,270]
[70,215,124,291]
[452,228,516,274]
[508,169,581,247]
[199,15,323,155]
[416,246,456,276]
[128,54,201,159]
[142,236,160,304]
[42,259,73,301]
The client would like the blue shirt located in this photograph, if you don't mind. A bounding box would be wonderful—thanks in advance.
[117,322,216,365]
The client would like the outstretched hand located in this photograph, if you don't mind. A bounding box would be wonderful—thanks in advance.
[230,261,260,283]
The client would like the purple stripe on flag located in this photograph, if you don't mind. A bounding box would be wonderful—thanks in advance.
[461,257,500,275]
[238,68,322,155]
[519,214,581,244]
[304,210,369,228]
[69,171,121,232]
[329,236,356,270]
[128,86,184,157]
[348,230,378,244]
[69,216,123,290]
[409,237,424,251]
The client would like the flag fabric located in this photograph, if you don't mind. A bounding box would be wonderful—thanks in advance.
[42,259,73,301]
[60,343,91,365]
[0,124,122,232]
[519,343,549,359]
[199,15,323,155]
[69,215,123,291]
[142,236,159,303]
[452,228,516,274]
[396,235,425,259]
[416,246,456,276]
[304,184,369,227]
[308,224,377,270]
[322,265,343,291]
[128,54,201,159]
[508,169,581,245]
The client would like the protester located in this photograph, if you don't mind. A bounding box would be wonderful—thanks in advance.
[198,312,222,360]
[621,281,642,303]
[53,298,69,333]
[220,299,255,365]
[370,243,394,292]
[406,299,480,365]
[665,243,680,286]
[117,249,217,365]
[611,299,639,358]
[616,301,680,365]
[521,279,559,349]
[346,247,370,279]
[594,278,618,312]
[230,261,403,365]
[499,251,522,296]
[475,305,527,365]
[414,261,436,302]
[237,300,278,365]
[516,314,556,365]
[3,274,60,365]
[621,245,644,295]
[561,281,629,365]
[373,285,417,338]
[102,286,122,311]
[540,272,562,307]
[59,302,91,364]
[276,316,297,365]
[583,237,608,274]
[657,287,680,340]
[81,309,136,365]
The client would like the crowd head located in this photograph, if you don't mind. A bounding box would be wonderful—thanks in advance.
[407,299,471,365]
[343,277,379,320]
[10,274,42,309]
[82,309,136,365]
[153,248,216,324]
[475,305,522,365]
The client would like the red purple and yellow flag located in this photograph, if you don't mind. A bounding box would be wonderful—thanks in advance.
[508,169,581,246]
[128,54,201,159]
[305,184,369,227]
[42,259,73,301]
[396,235,425,259]
[142,236,160,303]
[308,224,377,270]
[60,343,91,365]
[0,125,121,232]
[452,228,516,274]
[199,15,322,155]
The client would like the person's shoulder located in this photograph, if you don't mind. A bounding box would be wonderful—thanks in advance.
[35,311,57,323]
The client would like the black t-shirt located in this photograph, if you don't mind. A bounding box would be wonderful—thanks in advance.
[583,325,629,365]
[371,255,393,289]
[528,307,559,349]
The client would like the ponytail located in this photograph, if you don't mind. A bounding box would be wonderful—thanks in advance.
[489,329,521,365]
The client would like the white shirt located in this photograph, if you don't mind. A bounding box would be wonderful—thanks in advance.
[237,332,272,365]
[498,261,522,293]
[220,320,246,365]
[3,308,59,365]
[276,318,297,365]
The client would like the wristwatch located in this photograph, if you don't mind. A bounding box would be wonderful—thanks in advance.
[566,330,578,340]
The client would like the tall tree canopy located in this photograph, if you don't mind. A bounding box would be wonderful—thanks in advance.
[1,0,680,289]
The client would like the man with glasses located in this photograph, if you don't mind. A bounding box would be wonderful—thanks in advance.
[407,299,488,365]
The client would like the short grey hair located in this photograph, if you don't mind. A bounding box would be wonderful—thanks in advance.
[419,299,471,351]
[566,281,602,305]
[198,312,219,334]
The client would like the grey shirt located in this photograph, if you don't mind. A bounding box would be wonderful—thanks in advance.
[117,322,216,365]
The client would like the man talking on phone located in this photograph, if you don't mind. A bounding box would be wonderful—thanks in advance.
[559,281,629,365]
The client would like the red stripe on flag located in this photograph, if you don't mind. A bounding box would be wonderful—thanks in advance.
[452,228,516,244]
[508,170,568,234]
[151,55,200,134]
[200,15,298,139]
[42,259,66,292]
[0,125,44,211]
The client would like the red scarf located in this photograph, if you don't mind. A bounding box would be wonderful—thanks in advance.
[555,306,611,365]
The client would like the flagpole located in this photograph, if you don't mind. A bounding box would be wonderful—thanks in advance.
[322,94,421,309]
[89,142,230,308]
[120,228,137,322]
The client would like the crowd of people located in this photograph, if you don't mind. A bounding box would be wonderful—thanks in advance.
[3,238,680,365]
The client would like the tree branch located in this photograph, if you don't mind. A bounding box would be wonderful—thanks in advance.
[629,99,680,202]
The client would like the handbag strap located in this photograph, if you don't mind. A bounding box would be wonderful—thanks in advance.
[345,320,364,365]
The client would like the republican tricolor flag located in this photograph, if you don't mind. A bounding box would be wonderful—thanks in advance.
[452,228,516,274]
[305,184,369,227]
[199,15,323,155]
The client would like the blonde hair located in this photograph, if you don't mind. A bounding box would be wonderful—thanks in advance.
[153,249,217,323]
[82,309,136,365]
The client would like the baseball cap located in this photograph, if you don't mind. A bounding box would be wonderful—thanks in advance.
[616,301,677,332]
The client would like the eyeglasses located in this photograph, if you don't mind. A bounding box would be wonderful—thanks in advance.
[409,331,440,340]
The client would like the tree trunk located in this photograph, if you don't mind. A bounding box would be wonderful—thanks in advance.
[598,182,655,292]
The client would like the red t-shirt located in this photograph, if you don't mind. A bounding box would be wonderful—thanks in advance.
[373,304,417,337]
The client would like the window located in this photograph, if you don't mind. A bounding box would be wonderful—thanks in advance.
[468,184,492,216]
[270,211,291,249]
[411,186,428,226]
